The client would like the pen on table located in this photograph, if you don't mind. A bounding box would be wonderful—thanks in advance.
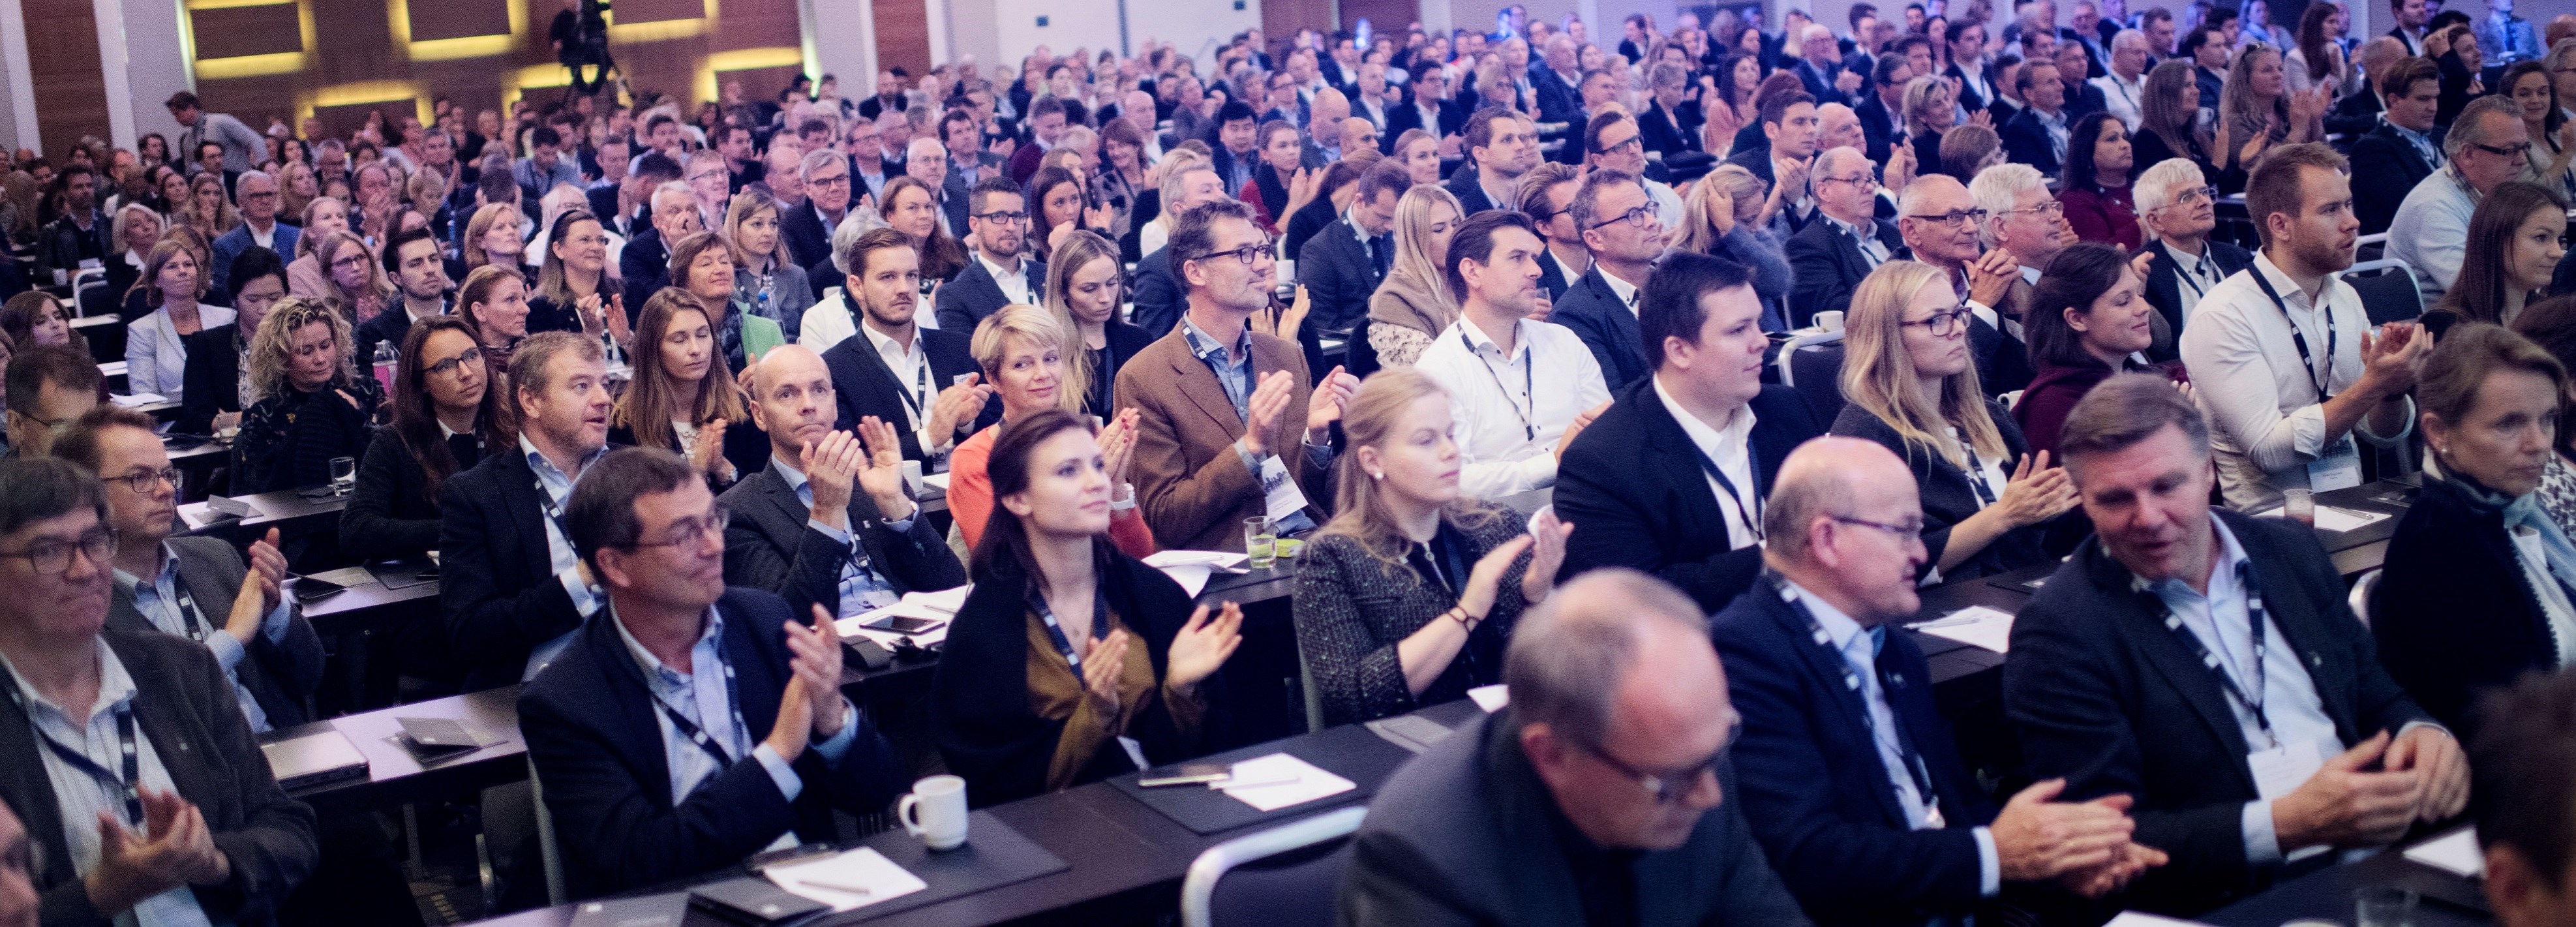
[1909,613,1988,630]
[797,877,871,896]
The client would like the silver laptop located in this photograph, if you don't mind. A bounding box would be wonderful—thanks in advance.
[260,730,369,791]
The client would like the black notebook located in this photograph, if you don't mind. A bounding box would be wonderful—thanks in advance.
[686,877,830,926]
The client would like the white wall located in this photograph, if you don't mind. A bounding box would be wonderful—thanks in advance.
[807,0,875,93]
[115,0,190,149]
[1130,0,1264,66]
[0,0,33,153]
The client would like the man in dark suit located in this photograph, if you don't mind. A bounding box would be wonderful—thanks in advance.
[723,345,965,618]
[620,183,700,320]
[2005,376,2470,916]
[1530,36,1590,129]
[2001,61,2074,176]
[1546,169,1665,390]
[356,229,453,366]
[1787,147,1909,329]
[1444,108,1541,216]
[1129,247,1187,336]
[2389,0,2429,55]
[2135,163,2254,346]
[817,228,994,464]
[1555,252,1826,615]
[36,164,111,285]
[1341,568,1813,927]
[57,407,324,732]
[207,171,297,296]
[778,148,850,272]
[2185,27,2230,118]
[441,332,618,692]
[1855,57,1912,167]
[2326,38,2406,138]
[1903,175,2035,395]
[2348,57,2446,236]
[1794,23,1862,106]
[1387,67,1468,143]
[933,177,1043,333]
[1720,91,1823,224]
[1715,437,2163,927]
[522,447,904,901]
[1296,160,1406,378]
[1518,163,1587,303]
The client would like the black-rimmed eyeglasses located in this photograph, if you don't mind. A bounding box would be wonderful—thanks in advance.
[0,528,119,575]
[1578,715,1742,804]
[1588,205,1658,231]
[620,504,732,550]
[1187,243,1275,266]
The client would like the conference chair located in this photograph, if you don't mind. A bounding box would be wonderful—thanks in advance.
[2356,232,2388,264]
[2340,259,2426,326]
[530,758,568,907]
[2347,568,2380,628]
[1179,806,1369,927]
[1776,331,1847,427]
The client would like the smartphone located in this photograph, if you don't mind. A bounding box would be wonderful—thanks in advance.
[1139,763,1235,787]
[290,576,346,602]
[864,615,943,635]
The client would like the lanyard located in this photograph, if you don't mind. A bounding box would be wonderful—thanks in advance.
[2171,248,2214,303]
[1687,436,1766,541]
[1033,585,1112,676]
[1772,577,1941,813]
[2249,265,2337,402]
[3,667,142,827]
[644,651,750,774]
[1409,529,1474,600]
[1961,446,1999,508]
[531,470,573,539]
[1463,329,1536,442]
[2140,560,2279,746]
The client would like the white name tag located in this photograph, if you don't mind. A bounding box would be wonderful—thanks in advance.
[1260,455,1310,523]
[2305,435,2363,493]
[1117,735,1149,772]
[2248,738,2324,802]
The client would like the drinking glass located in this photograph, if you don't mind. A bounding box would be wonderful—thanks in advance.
[330,457,358,496]
[1244,517,1278,570]
[2355,886,2417,927]
[2283,488,2316,526]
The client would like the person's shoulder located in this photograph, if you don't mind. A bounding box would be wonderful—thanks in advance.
[1750,383,1817,423]
[1364,714,1498,838]
[103,625,225,685]
[1826,401,1898,440]
[1704,586,1785,648]
[716,461,783,506]
[718,585,798,631]
[1527,318,1594,356]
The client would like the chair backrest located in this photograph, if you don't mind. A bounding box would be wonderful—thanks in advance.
[528,757,567,907]
[2342,258,2425,325]
[1180,806,1368,927]
[1778,333,1847,426]
[2348,568,2380,628]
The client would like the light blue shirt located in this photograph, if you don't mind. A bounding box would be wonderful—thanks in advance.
[609,604,860,821]
[1179,314,1331,533]
[523,434,609,680]
[0,642,210,927]
[2383,115,2444,170]
[772,455,913,620]
[1787,582,2001,897]
[113,543,294,733]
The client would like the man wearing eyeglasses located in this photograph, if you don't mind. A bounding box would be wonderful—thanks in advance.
[1547,168,1671,390]
[50,405,322,733]
[207,171,294,296]
[2348,57,2446,236]
[1,346,100,461]
[1582,111,1686,230]
[2136,159,2254,341]
[1713,437,2162,927]
[935,177,1042,333]
[1897,175,2033,395]
[1789,147,1911,328]
[521,447,903,900]
[0,457,318,927]
[1341,569,1808,927]
[2389,96,2527,303]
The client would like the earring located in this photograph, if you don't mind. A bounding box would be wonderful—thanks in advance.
[1368,470,1384,480]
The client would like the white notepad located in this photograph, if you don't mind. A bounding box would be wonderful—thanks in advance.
[1216,753,1356,812]
[764,846,928,912]
[1911,606,2018,653]
[2403,827,2485,878]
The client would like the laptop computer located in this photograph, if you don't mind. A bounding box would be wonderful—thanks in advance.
[259,729,369,791]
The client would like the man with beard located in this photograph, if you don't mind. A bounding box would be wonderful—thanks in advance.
[818,229,995,465]
[355,228,454,365]
[1547,169,1671,390]
[934,177,1041,332]
[1446,108,1540,215]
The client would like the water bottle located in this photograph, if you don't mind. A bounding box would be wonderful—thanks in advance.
[372,340,398,394]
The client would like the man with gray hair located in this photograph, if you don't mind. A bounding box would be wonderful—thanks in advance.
[1715,437,2162,924]
[209,170,296,294]
[782,146,852,270]
[2388,95,2530,301]
[904,136,966,236]
[1787,147,1908,327]
[2092,29,2153,129]
[2134,158,2254,338]
[621,179,703,314]
[1340,569,1812,926]
[1896,174,2031,394]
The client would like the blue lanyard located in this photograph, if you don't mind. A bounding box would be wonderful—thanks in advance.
[1033,585,1112,675]
[1771,575,1939,808]
[2139,560,2278,746]
[2248,267,2336,403]
[1688,440,1765,540]
[3,668,142,827]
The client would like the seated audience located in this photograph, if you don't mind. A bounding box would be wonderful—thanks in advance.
[1968,162,2068,319]
[1905,74,1962,173]
[126,239,233,404]
[2134,159,2254,348]
[878,175,969,286]
[667,230,765,372]
[462,202,535,282]
[1547,168,1667,390]
[623,181,700,312]
[816,228,995,464]
[311,229,392,327]
[230,297,384,494]
[283,196,348,301]
[1129,155,1232,337]
[1676,165,1796,325]
[1787,147,1909,328]
[440,331,616,691]
[2020,243,2171,457]
[720,344,965,619]
[1338,568,1807,926]
[1239,120,1313,231]
[605,289,769,488]
[0,456,318,926]
[2005,374,2467,915]
[1517,162,1588,302]
[346,317,508,563]
[1939,124,2007,183]
[2427,181,2568,328]
[520,447,903,900]
[456,264,533,372]
[1555,252,1826,613]
[932,410,1243,804]
[2374,324,2576,731]
[2348,57,2447,237]
[2180,144,2422,511]
[1364,185,1467,369]
[1897,175,2032,395]
[208,170,296,296]
[1834,260,2079,580]
[950,306,1155,556]
[3,346,102,460]
[1714,436,2161,926]
[352,228,453,369]
[2391,97,2534,304]
[2000,59,2076,175]
[0,292,85,358]
[726,187,815,342]
[1294,369,1571,725]
[2511,296,2576,539]
[102,203,160,318]
[1043,230,1154,417]
[2468,670,2576,927]
[1416,210,1611,498]
[2216,42,2327,181]
[935,177,1042,333]
[2061,112,2142,249]
[2132,61,2234,195]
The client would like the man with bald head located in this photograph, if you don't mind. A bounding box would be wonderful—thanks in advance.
[720,344,965,620]
[1900,175,2033,394]
[1788,148,1909,327]
[1341,569,1811,926]
[1339,117,1381,162]
[1303,88,1355,168]
[1713,438,2163,926]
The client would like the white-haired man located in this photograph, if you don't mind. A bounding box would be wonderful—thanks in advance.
[2135,159,2254,340]
[2387,95,2530,303]
[2092,29,2153,129]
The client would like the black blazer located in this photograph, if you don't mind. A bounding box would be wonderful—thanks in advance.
[1545,267,1653,391]
[778,200,836,271]
[1785,216,1908,329]
[1129,248,1186,337]
[1948,63,1993,112]
[1711,573,2003,927]
[1639,102,1705,158]
[438,445,609,691]
[1339,710,1811,927]
[518,588,905,900]
[344,427,481,564]
[1280,194,1342,261]
[1855,94,1900,166]
[1966,311,2035,397]
[1999,108,2065,177]
[1830,400,2062,580]
[2348,121,2446,236]
[817,326,995,463]
[353,305,427,372]
[177,324,242,436]
[619,227,672,320]
[1387,99,1467,142]
[2005,510,2436,915]
[1085,319,1159,415]
[716,458,966,619]
[1443,164,1501,215]
[2369,476,2564,733]
[2140,238,2256,346]
[106,535,327,731]
[1295,215,1387,338]
[931,554,1226,807]
[4,628,316,927]
[932,254,1044,333]
[1554,381,1826,614]
[2326,89,2384,140]
[584,185,622,236]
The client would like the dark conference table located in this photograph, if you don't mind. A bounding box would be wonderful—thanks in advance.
[2207,836,2493,927]
[260,685,526,815]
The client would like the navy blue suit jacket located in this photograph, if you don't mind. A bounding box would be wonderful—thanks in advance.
[1546,267,1652,391]
[1712,573,2001,927]
[209,223,298,296]
[519,588,903,900]
[1999,109,2065,177]
[1129,247,1186,337]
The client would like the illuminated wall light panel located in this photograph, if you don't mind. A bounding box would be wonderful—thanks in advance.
[188,0,316,80]
[386,0,525,61]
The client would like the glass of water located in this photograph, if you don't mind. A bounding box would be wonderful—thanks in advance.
[2283,487,2316,526]
[2355,886,2418,927]
[330,456,358,496]
[1244,517,1277,570]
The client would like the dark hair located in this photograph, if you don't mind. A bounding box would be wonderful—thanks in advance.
[2436,181,2573,326]
[1758,89,1817,130]
[381,226,440,276]
[1638,252,1755,369]
[2511,296,2576,453]
[1354,159,1414,205]
[5,344,100,413]
[1443,210,1539,303]
[2181,23,2222,57]
[0,457,108,538]
[1581,109,1633,156]
[1029,96,1070,125]
[968,174,1023,215]
[391,316,513,502]
[2471,669,2576,894]
[52,405,161,475]
[2061,110,2134,192]
[2058,372,2211,463]
[1463,106,1524,158]
[1022,166,1084,257]
[1216,100,1258,126]
[1874,53,1913,87]
[841,226,918,280]
[164,91,202,112]
[565,447,702,571]
[2502,61,2569,138]
[967,408,1114,590]
[1168,196,1260,270]
[634,151,684,184]
[530,125,562,149]
[2024,243,2134,369]
[226,246,288,303]
[2380,55,2440,99]
[2296,3,2339,82]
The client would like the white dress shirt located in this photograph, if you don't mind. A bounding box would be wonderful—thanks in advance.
[1599,266,1643,316]
[2177,251,2414,511]
[862,322,949,455]
[1,642,212,927]
[2093,72,2148,130]
[1414,317,1611,498]
[521,434,609,679]
[125,304,237,403]
[1652,376,1762,549]
[976,252,1034,306]
[798,289,858,352]
[2161,240,2226,324]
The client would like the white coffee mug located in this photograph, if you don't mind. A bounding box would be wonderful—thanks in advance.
[900,459,925,497]
[1815,311,1845,332]
[898,774,969,851]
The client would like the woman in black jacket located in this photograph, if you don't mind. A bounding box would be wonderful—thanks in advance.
[1042,230,1156,418]
[931,409,1243,807]
[343,316,511,562]
[230,297,384,494]
[2371,324,2576,732]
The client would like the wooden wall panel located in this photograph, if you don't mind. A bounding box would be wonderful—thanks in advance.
[406,0,513,42]
[25,0,108,160]
[189,4,307,60]
[1339,0,1416,34]
[873,0,932,77]
[610,0,705,23]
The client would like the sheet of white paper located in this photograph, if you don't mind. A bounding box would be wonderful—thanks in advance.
[110,393,166,408]
[905,585,971,615]
[2102,912,2219,927]
[834,609,953,650]
[920,472,952,492]
[1143,550,1251,570]
[1159,564,1213,598]
[1215,753,1356,812]
[764,847,928,912]
[1468,684,1510,713]
[306,566,377,586]
[2403,827,2485,878]
[1914,606,2018,653]
[2252,505,2391,533]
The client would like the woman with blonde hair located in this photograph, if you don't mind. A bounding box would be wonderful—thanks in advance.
[1365,184,1466,368]
[311,228,393,325]
[2217,42,2326,176]
[725,186,815,341]
[178,171,238,239]
[1042,230,1155,416]
[104,202,161,316]
[232,296,384,493]
[606,288,766,487]
[124,238,232,404]
[948,304,1156,556]
[1674,164,1791,324]
[1828,260,2078,579]
[1292,368,1569,726]
[286,195,350,299]
[1902,74,1965,172]
[461,200,531,275]
[276,160,320,222]
[1136,149,1210,257]
[1389,129,1444,186]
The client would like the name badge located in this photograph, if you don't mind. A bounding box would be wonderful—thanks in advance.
[1259,455,1311,523]
[2305,434,2363,493]
[2247,738,2322,802]
[1117,735,1149,772]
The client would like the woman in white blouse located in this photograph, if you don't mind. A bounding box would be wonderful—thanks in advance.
[125,238,235,404]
